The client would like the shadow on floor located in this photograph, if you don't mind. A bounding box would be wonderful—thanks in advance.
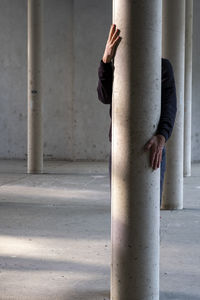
[61,289,110,300]
[160,291,200,300]
[0,256,110,274]
[63,290,200,300]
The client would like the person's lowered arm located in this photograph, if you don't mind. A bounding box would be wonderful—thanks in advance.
[157,58,177,142]
[144,58,177,170]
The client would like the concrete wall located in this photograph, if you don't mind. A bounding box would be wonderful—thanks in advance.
[0,0,199,161]
[73,0,112,160]
[43,0,74,160]
[192,0,200,162]
[0,0,27,159]
[0,0,112,160]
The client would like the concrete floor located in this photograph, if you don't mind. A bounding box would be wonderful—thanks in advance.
[0,160,199,300]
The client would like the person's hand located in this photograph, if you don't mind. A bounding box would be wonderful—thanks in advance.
[102,24,122,63]
[144,135,166,170]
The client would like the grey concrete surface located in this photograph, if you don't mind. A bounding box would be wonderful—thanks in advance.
[28,0,43,173]
[184,0,193,176]
[0,160,200,300]
[192,0,200,162]
[0,0,111,161]
[0,0,199,162]
[162,0,185,209]
[111,1,162,298]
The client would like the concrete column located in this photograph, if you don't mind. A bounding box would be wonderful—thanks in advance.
[111,1,162,299]
[162,0,185,210]
[27,0,43,173]
[184,0,193,177]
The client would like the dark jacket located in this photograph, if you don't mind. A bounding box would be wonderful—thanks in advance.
[97,58,177,142]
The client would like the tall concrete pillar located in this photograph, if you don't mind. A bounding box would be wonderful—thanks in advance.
[184,0,193,177]
[162,0,185,210]
[27,0,43,173]
[111,1,162,299]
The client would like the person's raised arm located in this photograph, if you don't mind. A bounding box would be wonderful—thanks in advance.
[102,24,121,64]
[97,24,121,104]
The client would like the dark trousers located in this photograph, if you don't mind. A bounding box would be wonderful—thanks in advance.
[109,147,166,206]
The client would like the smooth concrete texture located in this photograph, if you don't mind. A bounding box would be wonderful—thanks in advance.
[0,0,199,162]
[72,0,112,160]
[0,0,111,161]
[42,0,74,160]
[28,0,43,173]
[184,0,193,177]
[192,0,200,162]
[0,0,27,159]
[111,1,162,298]
[162,0,185,210]
[0,160,200,299]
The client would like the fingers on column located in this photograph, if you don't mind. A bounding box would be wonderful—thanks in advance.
[108,24,116,41]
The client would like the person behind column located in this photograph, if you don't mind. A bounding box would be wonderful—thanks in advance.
[97,24,177,205]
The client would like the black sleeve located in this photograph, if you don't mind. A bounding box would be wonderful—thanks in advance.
[157,58,177,142]
[97,60,114,104]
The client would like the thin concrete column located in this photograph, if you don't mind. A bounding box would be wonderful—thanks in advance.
[111,1,162,299]
[162,0,185,210]
[184,0,193,177]
[27,0,43,173]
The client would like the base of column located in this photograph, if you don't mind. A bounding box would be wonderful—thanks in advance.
[27,169,43,174]
[161,205,183,210]
[184,172,191,177]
